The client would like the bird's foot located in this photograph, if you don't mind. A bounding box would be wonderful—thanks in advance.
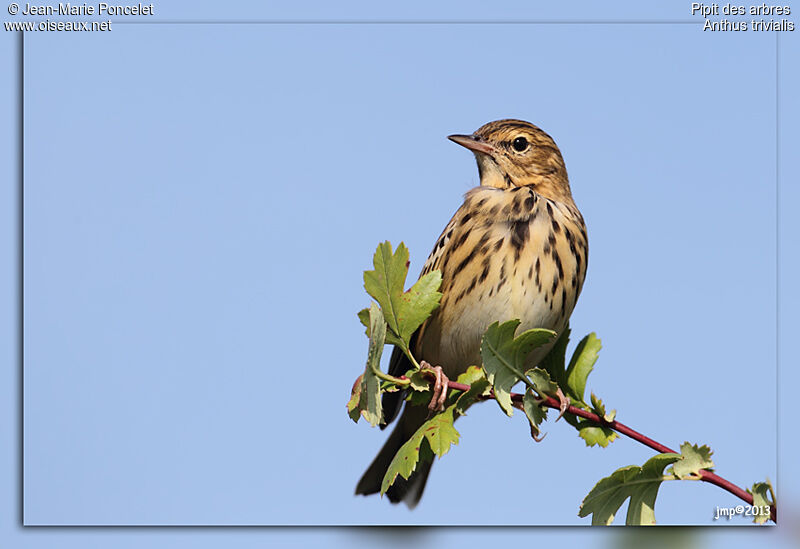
[420,361,450,412]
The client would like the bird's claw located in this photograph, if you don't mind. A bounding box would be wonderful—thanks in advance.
[420,361,450,412]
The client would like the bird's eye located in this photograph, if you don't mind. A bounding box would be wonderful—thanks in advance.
[512,136,529,152]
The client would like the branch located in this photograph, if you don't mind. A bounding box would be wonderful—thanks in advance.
[444,379,776,524]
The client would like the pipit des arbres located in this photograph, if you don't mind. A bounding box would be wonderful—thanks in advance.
[356,119,588,508]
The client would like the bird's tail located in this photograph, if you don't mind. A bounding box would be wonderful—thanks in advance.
[355,405,433,509]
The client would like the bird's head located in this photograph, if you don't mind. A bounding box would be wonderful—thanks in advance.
[448,119,572,202]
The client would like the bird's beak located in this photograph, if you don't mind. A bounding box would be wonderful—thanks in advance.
[447,134,496,156]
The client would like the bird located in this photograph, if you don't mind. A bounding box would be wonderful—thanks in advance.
[355,119,588,508]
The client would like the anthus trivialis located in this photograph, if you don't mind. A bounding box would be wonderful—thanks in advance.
[356,119,588,507]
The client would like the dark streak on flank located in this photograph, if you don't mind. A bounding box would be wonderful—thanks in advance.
[496,276,507,292]
[450,229,470,254]
[494,238,504,252]
[496,258,507,292]
[510,221,529,261]
[452,247,477,279]
[561,288,567,316]
[551,217,561,233]
[551,274,559,297]
[475,198,487,209]
[472,231,491,257]
[527,264,533,279]
[554,251,563,280]
[461,276,477,300]
[479,257,491,283]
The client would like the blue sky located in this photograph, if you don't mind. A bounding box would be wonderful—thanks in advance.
[2,1,798,547]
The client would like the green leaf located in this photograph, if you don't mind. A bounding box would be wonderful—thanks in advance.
[590,392,616,423]
[579,453,681,525]
[522,389,548,440]
[749,481,774,524]
[362,241,442,353]
[380,428,428,495]
[347,303,386,426]
[670,442,714,478]
[480,320,556,416]
[363,242,408,337]
[407,369,431,392]
[400,270,443,342]
[455,365,487,386]
[454,367,491,416]
[422,406,460,456]
[625,454,683,525]
[406,388,432,407]
[380,403,460,494]
[357,307,370,332]
[346,375,363,423]
[539,324,570,388]
[577,423,618,448]
[525,367,559,398]
[565,332,601,404]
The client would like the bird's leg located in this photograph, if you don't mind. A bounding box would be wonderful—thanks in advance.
[420,361,450,412]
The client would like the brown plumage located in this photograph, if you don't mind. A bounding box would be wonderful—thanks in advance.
[356,119,588,508]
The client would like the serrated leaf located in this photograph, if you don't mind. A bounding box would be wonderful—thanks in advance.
[749,481,774,524]
[525,367,559,398]
[577,423,618,448]
[407,369,431,391]
[625,454,683,525]
[363,241,408,336]
[454,367,490,416]
[363,242,442,352]
[357,307,370,332]
[590,392,615,422]
[670,442,714,478]
[347,304,385,426]
[422,406,460,456]
[406,388,432,407]
[380,404,460,494]
[579,453,680,525]
[565,333,601,404]
[455,365,487,386]
[481,320,556,417]
[563,393,617,444]
[523,389,548,440]
[399,270,443,342]
[380,428,427,495]
[346,375,363,423]
[539,324,570,387]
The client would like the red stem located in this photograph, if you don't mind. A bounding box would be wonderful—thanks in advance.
[446,380,776,524]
